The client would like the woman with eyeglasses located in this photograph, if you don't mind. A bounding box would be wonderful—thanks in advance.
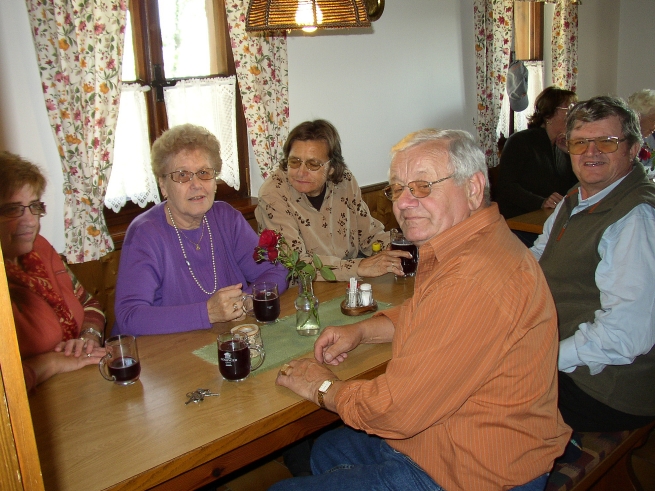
[496,86,579,234]
[113,124,288,336]
[255,120,409,281]
[0,152,106,390]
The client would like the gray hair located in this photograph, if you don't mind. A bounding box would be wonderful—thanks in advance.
[390,129,490,205]
[627,89,655,117]
[151,124,222,177]
[566,96,642,150]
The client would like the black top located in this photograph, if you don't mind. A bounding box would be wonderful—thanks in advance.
[306,184,327,211]
[495,126,578,218]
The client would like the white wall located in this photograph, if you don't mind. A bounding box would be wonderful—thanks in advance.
[0,0,66,251]
[2,0,654,250]
[617,0,655,98]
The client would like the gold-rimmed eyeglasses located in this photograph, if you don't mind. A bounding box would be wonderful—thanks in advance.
[0,201,47,218]
[162,168,218,183]
[286,157,331,172]
[384,175,454,201]
[567,137,627,155]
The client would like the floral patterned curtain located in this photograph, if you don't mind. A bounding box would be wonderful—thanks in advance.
[26,0,126,263]
[473,0,513,168]
[224,1,290,179]
[551,0,578,91]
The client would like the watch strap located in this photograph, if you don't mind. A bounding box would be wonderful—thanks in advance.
[317,379,336,409]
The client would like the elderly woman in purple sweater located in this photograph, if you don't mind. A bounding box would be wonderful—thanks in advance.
[114,124,288,335]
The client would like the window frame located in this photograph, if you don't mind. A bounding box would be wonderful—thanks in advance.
[105,0,252,246]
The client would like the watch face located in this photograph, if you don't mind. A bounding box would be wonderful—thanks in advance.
[319,380,333,393]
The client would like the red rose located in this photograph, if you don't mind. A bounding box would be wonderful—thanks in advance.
[639,147,652,161]
[258,229,279,249]
[268,248,278,261]
[253,250,261,262]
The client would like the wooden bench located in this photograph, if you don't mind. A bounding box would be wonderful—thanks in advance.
[546,421,655,491]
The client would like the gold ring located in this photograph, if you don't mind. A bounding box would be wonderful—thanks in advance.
[86,353,92,358]
[233,303,239,312]
[280,363,291,376]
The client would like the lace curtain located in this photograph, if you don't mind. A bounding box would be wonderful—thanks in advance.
[224,0,290,179]
[164,77,240,189]
[473,0,513,167]
[26,0,126,263]
[105,84,159,212]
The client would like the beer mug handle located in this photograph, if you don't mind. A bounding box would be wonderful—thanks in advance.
[250,345,266,371]
[98,353,116,381]
[242,294,253,315]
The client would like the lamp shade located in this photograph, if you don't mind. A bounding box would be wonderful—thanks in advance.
[246,0,372,32]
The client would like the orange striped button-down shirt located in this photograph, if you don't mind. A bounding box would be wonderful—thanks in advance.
[334,204,570,491]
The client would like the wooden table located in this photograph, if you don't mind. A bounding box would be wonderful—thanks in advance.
[505,208,554,235]
[29,275,415,491]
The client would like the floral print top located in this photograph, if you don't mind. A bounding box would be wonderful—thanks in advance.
[255,167,389,281]
[638,134,655,181]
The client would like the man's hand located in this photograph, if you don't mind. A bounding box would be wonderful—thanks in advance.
[357,250,409,277]
[275,358,338,405]
[314,324,363,365]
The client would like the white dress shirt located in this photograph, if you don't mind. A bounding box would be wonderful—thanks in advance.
[531,173,655,375]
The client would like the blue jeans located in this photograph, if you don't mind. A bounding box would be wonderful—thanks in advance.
[268,427,444,491]
[268,427,550,491]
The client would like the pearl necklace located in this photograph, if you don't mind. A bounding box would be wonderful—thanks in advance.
[167,206,217,295]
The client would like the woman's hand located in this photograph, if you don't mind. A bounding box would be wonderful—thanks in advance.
[542,192,564,210]
[356,250,408,278]
[54,337,100,357]
[207,283,247,323]
[23,348,106,387]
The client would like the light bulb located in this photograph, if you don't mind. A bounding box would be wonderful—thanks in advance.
[295,0,323,31]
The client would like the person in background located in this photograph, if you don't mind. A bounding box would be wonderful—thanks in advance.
[532,96,655,434]
[270,129,569,491]
[114,124,288,336]
[496,86,578,245]
[256,120,411,281]
[627,89,655,179]
[0,152,106,390]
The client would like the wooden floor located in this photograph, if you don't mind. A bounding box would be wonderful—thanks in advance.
[198,428,655,491]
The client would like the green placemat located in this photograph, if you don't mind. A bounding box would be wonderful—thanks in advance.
[193,297,391,373]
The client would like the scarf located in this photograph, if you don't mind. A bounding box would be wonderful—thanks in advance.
[6,251,78,341]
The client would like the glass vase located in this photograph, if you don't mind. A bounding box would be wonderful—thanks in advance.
[295,274,320,336]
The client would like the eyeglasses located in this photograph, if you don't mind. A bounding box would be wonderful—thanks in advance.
[287,157,331,172]
[566,137,627,155]
[162,168,218,183]
[557,103,575,112]
[0,201,47,218]
[384,175,454,201]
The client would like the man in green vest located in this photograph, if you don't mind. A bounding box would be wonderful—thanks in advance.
[532,95,655,433]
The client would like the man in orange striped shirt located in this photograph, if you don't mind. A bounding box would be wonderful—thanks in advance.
[272,129,570,491]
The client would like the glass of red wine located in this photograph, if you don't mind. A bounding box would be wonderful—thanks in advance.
[243,282,280,323]
[217,332,265,381]
[390,229,419,277]
[99,335,141,385]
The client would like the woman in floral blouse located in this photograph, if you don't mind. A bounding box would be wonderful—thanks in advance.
[628,89,655,180]
[256,120,410,281]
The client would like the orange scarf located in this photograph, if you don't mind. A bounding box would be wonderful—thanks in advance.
[6,251,77,341]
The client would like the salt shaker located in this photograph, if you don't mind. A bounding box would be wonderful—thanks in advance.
[358,283,373,307]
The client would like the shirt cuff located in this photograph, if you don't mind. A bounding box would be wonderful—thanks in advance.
[558,336,582,372]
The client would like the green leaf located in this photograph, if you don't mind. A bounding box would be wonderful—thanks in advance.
[319,267,336,281]
[312,254,323,269]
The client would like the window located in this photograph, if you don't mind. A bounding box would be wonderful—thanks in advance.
[105,0,250,235]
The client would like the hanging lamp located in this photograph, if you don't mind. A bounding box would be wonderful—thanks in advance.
[246,0,373,33]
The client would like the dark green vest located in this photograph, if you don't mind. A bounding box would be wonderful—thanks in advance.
[540,164,655,416]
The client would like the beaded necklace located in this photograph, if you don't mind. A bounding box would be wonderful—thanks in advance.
[167,206,217,295]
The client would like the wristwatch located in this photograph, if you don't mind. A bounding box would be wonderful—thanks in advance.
[317,379,337,409]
